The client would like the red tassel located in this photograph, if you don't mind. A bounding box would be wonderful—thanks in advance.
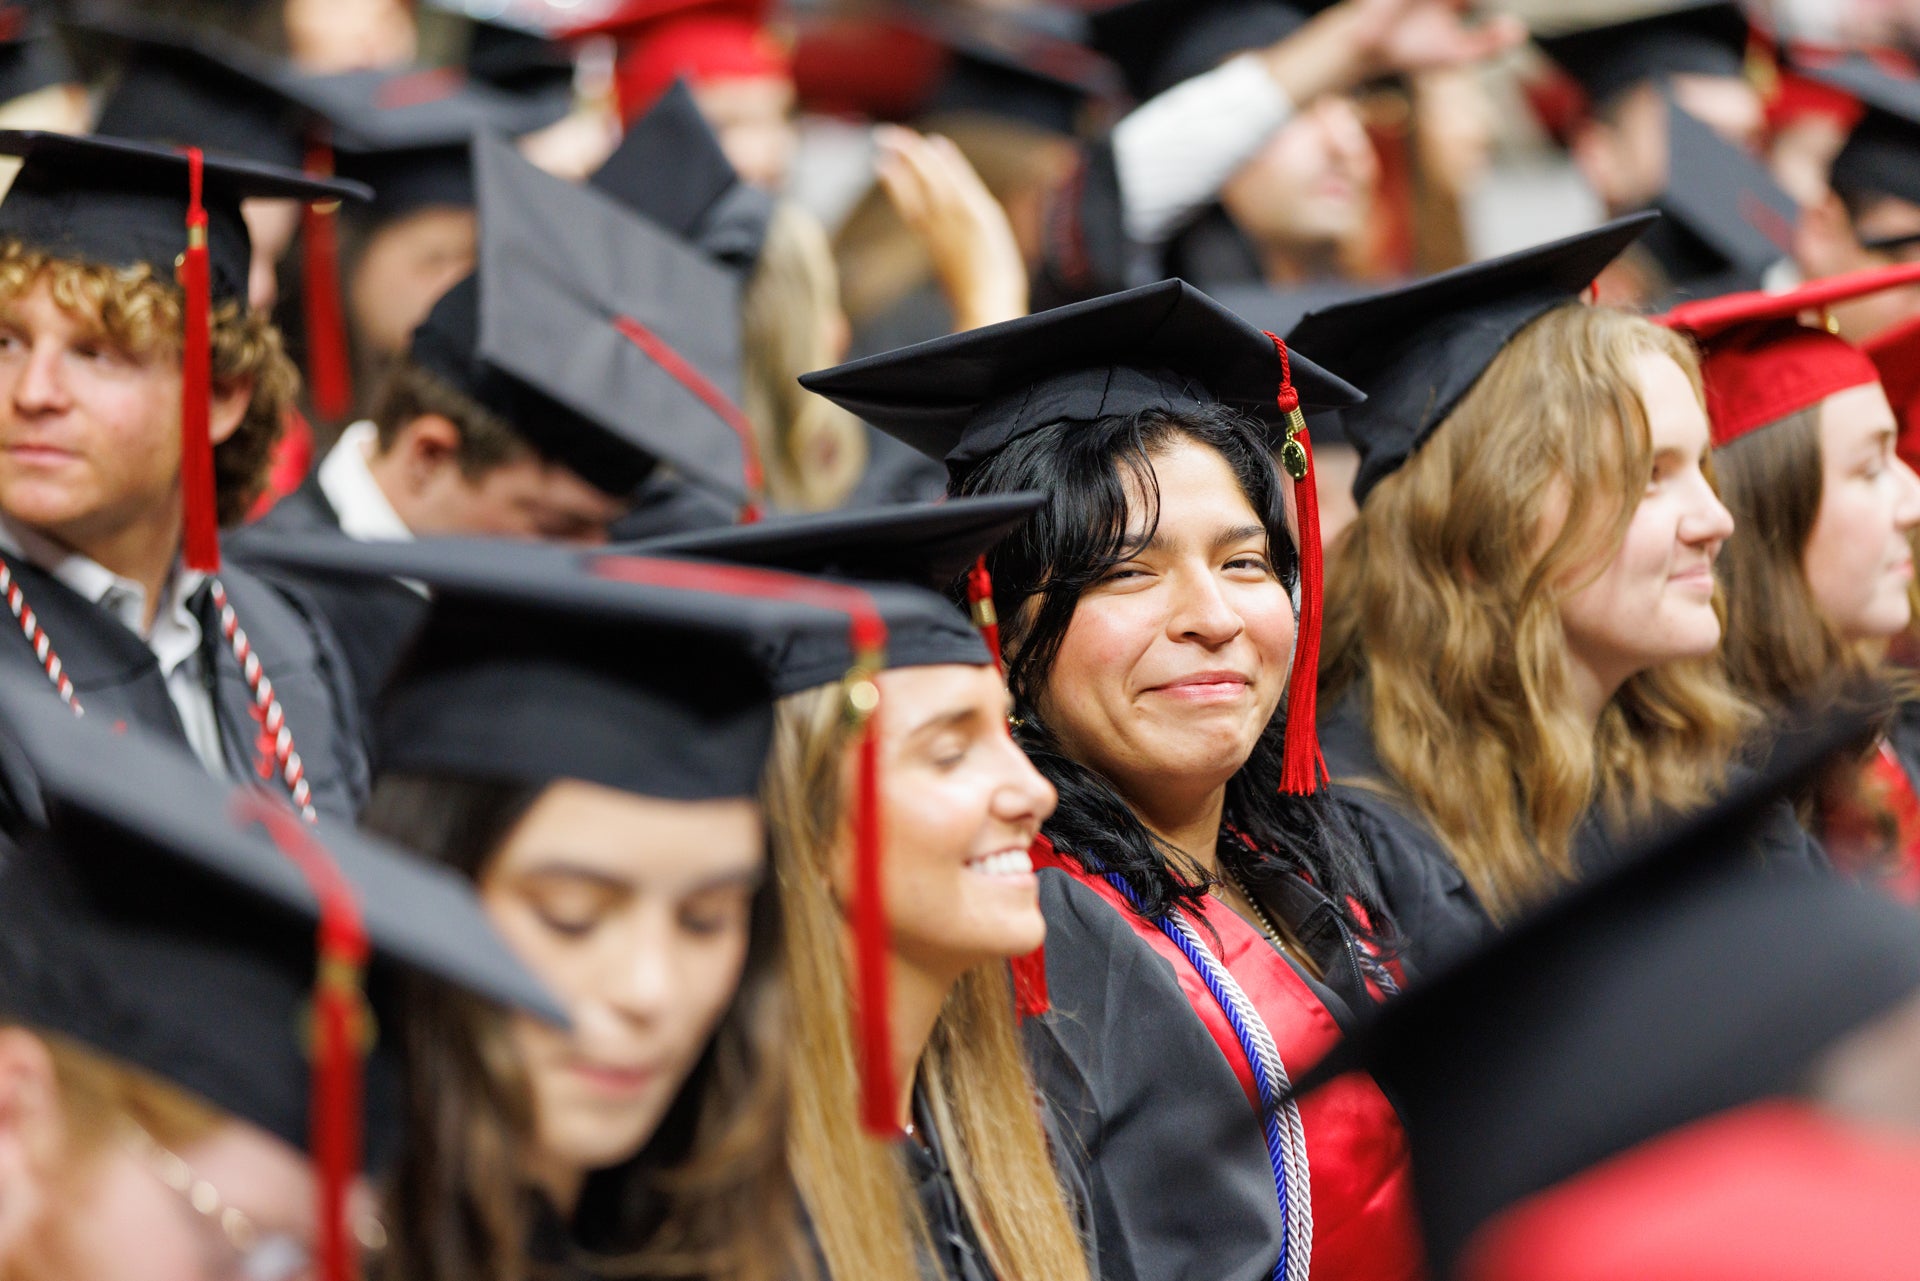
[588,555,899,1134]
[966,555,1002,674]
[611,314,766,522]
[180,148,220,574]
[234,794,370,1281]
[1266,333,1326,795]
[302,142,354,421]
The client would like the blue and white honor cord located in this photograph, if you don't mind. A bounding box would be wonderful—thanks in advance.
[1106,874,1313,1281]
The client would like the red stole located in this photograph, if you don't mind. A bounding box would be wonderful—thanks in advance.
[1034,840,1426,1280]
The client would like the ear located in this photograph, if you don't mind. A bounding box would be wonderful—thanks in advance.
[0,1028,64,1257]
[207,374,256,448]
[390,413,465,493]
[1795,190,1864,280]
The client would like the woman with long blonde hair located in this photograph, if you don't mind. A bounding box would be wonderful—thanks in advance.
[1299,217,1809,969]
[1660,264,1920,900]
[645,497,1097,1281]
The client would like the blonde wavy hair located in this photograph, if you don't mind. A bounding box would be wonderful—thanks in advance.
[0,241,299,524]
[743,203,867,512]
[1322,304,1757,920]
[765,682,1090,1281]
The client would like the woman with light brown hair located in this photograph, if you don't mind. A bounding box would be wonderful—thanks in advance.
[1296,216,1812,971]
[644,497,1096,1281]
[1660,264,1920,901]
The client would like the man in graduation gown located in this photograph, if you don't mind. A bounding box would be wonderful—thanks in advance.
[0,131,368,820]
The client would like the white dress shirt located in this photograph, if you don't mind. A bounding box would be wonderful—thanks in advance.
[316,421,414,542]
[0,514,223,771]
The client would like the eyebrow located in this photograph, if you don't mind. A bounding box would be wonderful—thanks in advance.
[516,861,765,896]
[906,707,980,741]
[1139,523,1269,554]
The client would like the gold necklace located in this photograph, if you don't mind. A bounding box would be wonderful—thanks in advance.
[1220,861,1291,954]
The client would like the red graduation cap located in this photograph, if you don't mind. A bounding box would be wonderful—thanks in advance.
[559,0,790,124]
[1655,260,1920,445]
[1863,310,1920,472]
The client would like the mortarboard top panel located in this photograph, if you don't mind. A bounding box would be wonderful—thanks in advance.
[0,128,368,304]
[75,8,306,169]
[1085,0,1316,101]
[1810,54,1920,211]
[237,535,956,796]
[918,4,1120,135]
[1534,0,1751,110]
[1211,280,1376,448]
[799,277,1362,484]
[1283,706,1912,1276]
[412,129,752,500]
[1283,213,1657,503]
[626,493,1040,691]
[1650,94,1799,297]
[588,76,773,271]
[0,678,563,1162]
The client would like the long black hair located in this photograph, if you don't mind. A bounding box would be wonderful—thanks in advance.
[954,402,1384,936]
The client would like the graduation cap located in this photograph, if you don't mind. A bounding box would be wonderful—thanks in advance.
[1211,281,1378,448]
[79,9,307,170]
[0,4,74,107]
[1654,259,1920,445]
[588,76,773,271]
[1646,94,1800,298]
[1086,0,1316,102]
[1863,309,1920,470]
[918,5,1119,135]
[1535,0,1752,111]
[460,11,578,104]
[0,130,368,574]
[240,532,966,1136]
[1283,707,1909,1277]
[0,681,562,1281]
[1809,54,1920,221]
[560,0,790,124]
[803,277,1360,794]
[1284,213,1656,504]
[410,129,759,504]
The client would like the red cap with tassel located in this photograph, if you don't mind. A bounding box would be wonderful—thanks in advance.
[233,792,372,1281]
[1265,332,1326,796]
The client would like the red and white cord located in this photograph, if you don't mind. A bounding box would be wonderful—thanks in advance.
[210,578,317,823]
[0,556,81,715]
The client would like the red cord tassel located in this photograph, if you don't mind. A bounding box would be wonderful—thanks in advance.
[610,314,766,523]
[1267,333,1326,795]
[302,142,354,421]
[235,795,370,1281]
[966,555,1002,674]
[180,148,220,574]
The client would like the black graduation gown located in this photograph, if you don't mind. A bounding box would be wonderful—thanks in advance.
[1023,862,1394,1281]
[0,554,366,821]
[228,476,429,736]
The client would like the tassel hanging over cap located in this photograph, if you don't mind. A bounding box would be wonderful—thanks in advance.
[1267,332,1326,795]
[302,140,355,422]
[179,147,220,574]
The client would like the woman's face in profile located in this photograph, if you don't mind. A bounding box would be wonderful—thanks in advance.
[1037,435,1296,814]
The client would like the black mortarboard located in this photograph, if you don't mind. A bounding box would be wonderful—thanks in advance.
[461,12,577,100]
[274,62,570,226]
[1288,709,1914,1277]
[919,6,1119,135]
[1087,0,1314,101]
[0,128,368,305]
[1210,281,1375,449]
[1646,94,1799,298]
[80,10,306,170]
[411,129,756,501]
[1284,213,1657,503]
[589,77,773,272]
[1535,0,1751,111]
[626,494,1047,691]
[0,5,74,107]
[799,277,1361,484]
[234,535,945,799]
[0,680,563,1167]
[1812,54,1920,214]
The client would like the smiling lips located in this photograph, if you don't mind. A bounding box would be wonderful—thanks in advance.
[1150,671,1252,703]
[568,1059,659,1097]
[966,847,1035,879]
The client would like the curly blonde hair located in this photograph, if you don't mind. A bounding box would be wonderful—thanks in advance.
[1322,304,1757,920]
[0,241,299,524]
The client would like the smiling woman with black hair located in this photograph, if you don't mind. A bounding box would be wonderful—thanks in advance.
[803,280,1420,1281]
